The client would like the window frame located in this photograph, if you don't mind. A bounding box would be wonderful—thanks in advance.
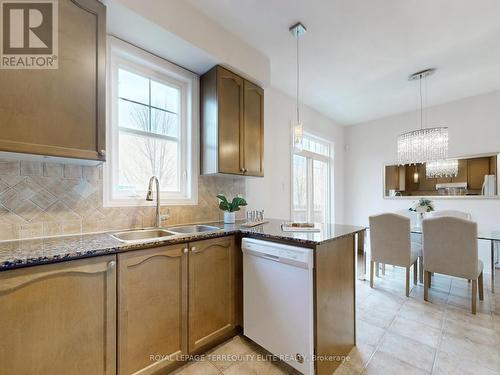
[104,37,199,207]
[291,131,333,223]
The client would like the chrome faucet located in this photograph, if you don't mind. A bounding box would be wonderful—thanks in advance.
[146,176,161,228]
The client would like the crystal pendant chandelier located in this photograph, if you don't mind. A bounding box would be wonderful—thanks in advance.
[290,22,306,150]
[426,159,458,178]
[397,69,449,165]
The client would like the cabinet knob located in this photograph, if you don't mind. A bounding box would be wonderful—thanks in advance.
[107,260,116,270]
[191,246,197,252]
[99,149,106,157]
[240,168,247,173]
[183,248,188,254]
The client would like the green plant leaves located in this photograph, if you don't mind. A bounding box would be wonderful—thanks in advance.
[217,194,247,212]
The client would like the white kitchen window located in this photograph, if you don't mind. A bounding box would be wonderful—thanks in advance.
[104,38,199,207]
[292,134,332,223]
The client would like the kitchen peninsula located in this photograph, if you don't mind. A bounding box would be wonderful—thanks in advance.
[0,219,364,375]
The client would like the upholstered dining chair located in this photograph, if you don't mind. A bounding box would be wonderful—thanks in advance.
[431,210,471,220]
[369,213,420,297]
[422,217,484,314]
[396,209,424,283]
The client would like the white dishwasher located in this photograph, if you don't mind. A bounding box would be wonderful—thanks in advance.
[242,238,314,375]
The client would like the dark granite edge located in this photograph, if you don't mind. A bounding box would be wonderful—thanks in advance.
[0,221,366,272]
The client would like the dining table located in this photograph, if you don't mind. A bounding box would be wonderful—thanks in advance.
[411,227,500,292]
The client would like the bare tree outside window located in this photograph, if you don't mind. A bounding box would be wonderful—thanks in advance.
[116,68,181,196]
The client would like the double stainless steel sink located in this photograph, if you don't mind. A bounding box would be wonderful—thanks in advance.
[112,225,221,243]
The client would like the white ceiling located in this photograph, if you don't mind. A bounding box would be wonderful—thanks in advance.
[187,0,500,125]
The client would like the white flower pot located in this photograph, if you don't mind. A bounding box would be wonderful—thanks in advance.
[224,211,236,224]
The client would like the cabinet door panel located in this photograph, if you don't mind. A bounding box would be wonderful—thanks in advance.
[217,67,244,174]
[0,0,106,160]
[468,157,490,190]
[118,245,188,375]
[0,256,116,375]
[188,236,237,352]
[243,81,264,176]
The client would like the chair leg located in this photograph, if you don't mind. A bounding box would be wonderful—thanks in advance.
[413,260,418,285]
[418,256,423,284]
[370,261,374,288]
[471,279,477,314]
[478,272,484,301]
[382,263,386,275]
[375,262,380,277]
[424,271,430,301]
[405,267,410,297]
[428,272,432,288]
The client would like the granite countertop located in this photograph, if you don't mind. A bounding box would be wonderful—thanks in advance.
[0,219,365,272]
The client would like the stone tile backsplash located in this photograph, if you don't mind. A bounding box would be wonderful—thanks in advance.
[0,159,246,241]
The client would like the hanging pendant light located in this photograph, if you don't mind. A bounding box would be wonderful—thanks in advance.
[290,22,306,150]
[397,69,449,165]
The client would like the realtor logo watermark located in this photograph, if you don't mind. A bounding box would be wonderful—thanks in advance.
[0,0,58,69]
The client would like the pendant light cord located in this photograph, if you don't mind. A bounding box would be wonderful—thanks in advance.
[296,30,300,124]
[419,74,423,130]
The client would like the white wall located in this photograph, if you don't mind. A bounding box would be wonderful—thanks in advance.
[344,90,500,270]
[246,88,345,223]
[104,0,270,85]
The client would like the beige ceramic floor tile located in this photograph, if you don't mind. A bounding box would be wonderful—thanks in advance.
[341,342,376,373]
[171,360,221,375]
[378,332,435,372]
[397,303,445,330]
[207,335,258,371]
[445,305,494,329]
[222,358,288,375]
[388,316,441,348]
[357,305,396,329]
[334,363,361,375]
[356,319,386,347]
[433,350,499,375]
[362,351,429,375]
[443,318,498,346]
[439,333,500,372]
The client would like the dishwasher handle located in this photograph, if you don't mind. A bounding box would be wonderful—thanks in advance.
[242,248,310,269]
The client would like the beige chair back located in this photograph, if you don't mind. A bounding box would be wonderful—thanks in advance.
[422,217,478,279]
[431,210,471,220]
[369,213,412,267]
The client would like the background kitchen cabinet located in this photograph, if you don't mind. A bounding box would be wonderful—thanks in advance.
[451,159,468,183]
[417,164,437,191]
[118,245,188,375]
[201,66,264,176]
[468,157,491,190]
[188,235,239,352]
[0,256,116,375]
[0,0,106,162]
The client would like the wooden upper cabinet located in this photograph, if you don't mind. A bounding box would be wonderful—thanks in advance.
[188,235,238,353]
[452,159,468,183]
[201,65,264,176]
[243,80,264,176]
[218,68,244,174]
[468,157,490,190]
[118,245,188,375]
[0,256,116,375]
[0,0,106,161]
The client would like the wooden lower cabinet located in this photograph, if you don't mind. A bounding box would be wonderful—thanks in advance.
[0,256,117,375]
[118,244,188,375]
[117,235,240,374]
[188,236,239,353]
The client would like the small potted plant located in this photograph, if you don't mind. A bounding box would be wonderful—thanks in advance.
[217,194,247,224]
[409,198,434,226]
